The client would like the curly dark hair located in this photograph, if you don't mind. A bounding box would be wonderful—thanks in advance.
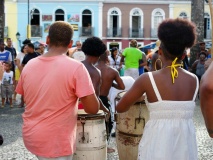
[49,21,73,47]
[158,18,196,60]
[82,37,106,57]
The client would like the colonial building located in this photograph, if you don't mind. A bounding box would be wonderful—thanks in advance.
[3,0,212,50]
[16,0,103,48]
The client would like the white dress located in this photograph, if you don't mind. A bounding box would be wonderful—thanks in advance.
[138,72,199,160]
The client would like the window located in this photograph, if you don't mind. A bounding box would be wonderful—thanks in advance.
[179,12,187,19]
[30,9,42,37]
[130,8,143,38]
[107,8,122,37]
[82,9,92,27]
[204,13,211,39]
[151,8,165,38]
[55,9,64,21]
[31,9,40,26]
[81,9,93,36]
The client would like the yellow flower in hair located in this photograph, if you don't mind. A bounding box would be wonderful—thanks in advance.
[167,57,183,84]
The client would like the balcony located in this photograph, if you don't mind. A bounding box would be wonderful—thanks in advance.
[151,28,158,38]
[79,27,94,37]
[31,25,42,37]
[129,28,144,38]
[205,29,212,39]
[107,28,122,37]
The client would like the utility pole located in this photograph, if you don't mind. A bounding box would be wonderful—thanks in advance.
[190,0,205,66]
[0,0,5,40]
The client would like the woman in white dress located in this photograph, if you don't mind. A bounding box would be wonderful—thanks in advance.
[116,18,198,160]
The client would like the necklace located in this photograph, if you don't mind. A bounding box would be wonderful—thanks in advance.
[166,57,183,84]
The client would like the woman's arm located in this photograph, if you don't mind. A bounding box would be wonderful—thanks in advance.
[116,74,147,113]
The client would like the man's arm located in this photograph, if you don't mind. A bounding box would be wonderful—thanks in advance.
[80,94,99,114]
[139,52,147,67]
[112,71,125,90]
[200,62,213,138]
[119,55,125,68]
[15,59,23,72]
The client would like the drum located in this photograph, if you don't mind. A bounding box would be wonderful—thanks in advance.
[115,91,149,160]
[73,110,107,160]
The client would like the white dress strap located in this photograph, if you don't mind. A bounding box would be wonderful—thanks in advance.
[148,72,162,101]
[193,75,199,101]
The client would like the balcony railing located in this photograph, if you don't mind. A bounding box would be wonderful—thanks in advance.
[31,25,42,37]
[129,28,144,38]
[107,28,122,37]
[151,28,158,38]
[205,29,212,39]
[79,27,94,37]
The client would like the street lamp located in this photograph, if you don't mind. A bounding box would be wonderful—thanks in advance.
[16,32,21,49]
[27,0,31,39]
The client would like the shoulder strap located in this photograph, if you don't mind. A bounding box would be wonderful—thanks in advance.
[193,75,199,101]
[147,72,162,101]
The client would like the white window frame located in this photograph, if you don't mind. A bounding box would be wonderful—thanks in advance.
[151,8,165,29]
[80,7,94,28]
[107,41,122,50]
[53,6,66,22]
[179,11,188,19]
[129,8,143,30]
[107,7,122,29]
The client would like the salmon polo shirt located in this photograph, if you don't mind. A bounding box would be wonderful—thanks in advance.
[16,55,95,158]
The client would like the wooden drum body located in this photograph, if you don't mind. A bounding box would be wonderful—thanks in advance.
[73,110,107,160]
[115,92,150,160]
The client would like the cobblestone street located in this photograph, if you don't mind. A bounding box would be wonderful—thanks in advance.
[0,99,213,160]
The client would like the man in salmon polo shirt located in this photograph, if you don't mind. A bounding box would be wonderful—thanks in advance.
[16,21,99,160]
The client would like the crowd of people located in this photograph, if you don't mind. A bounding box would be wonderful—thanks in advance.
[0,18,213,160]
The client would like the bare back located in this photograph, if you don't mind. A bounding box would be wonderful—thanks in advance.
[82,61,101,95]
[144,68,197,103]
[97,64,123,96]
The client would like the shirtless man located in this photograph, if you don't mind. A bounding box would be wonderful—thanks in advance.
[96,52,125,138]
[81,37,109,115]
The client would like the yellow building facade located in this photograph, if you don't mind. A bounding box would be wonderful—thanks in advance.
[172,2,212,41]
[5,0,18,49]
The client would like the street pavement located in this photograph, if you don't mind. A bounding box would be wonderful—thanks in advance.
[0,98,213,160]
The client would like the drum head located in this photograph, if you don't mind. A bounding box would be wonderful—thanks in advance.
[77,109,105,120]
[78,109,104,116]
[116,91,145,104]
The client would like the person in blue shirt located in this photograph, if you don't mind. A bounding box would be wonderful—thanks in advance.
[0,40,12,62]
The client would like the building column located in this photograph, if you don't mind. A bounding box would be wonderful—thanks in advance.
[169,4,174,18]
[98,2,103,38]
